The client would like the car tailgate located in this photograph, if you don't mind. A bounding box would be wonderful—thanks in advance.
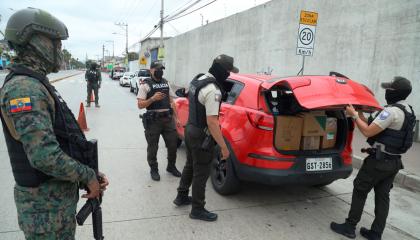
[261,76,382,111]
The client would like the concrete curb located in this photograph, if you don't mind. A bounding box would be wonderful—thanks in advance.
[49,72,83,83]
[353,155,420,192]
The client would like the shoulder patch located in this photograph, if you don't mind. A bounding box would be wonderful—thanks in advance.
[10,97,32,113]
[379,110,390,120]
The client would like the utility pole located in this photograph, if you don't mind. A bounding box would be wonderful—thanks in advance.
[160,0,164,48]
[115,22,128,64]
[102,44,105,68]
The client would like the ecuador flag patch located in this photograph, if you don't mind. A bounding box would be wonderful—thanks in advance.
[10,97,32,113]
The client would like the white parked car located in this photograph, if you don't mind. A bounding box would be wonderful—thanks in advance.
[130,69,151,94]
[119,72,135,87]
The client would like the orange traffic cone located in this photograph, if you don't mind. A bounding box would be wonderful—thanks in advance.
[77,102,89,131]
[90,90,95,102]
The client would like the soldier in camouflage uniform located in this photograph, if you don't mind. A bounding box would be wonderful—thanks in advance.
[85,62,102,107]
[0,8,109,239]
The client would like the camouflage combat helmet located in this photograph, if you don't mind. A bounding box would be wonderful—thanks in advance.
[5,7,68,46]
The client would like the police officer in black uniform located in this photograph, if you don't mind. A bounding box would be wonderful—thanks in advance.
[173,54,239,222]
[85,62,102,107]
[331,77,416,240]
[137,61,182,181]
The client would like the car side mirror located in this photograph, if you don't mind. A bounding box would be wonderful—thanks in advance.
[175,88,187,97]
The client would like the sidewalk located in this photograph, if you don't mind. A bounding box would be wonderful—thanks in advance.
[352,129,420,192]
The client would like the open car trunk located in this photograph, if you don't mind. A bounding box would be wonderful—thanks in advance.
[263,75,382,155]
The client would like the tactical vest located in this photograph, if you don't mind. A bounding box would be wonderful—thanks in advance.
[0,65,89,187]
[86,69,100,83]
[187,74,224,129]
[367,103,416,154]
[145,77,171,110]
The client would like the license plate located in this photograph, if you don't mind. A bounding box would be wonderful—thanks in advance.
[306,158,332,171]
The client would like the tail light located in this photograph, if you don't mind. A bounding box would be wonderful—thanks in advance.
[246,111,274,131]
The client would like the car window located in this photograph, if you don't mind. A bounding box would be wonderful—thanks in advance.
[225,80,244,105]
[138,70,151,77]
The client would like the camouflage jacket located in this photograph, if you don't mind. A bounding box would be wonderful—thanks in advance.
[0,73,96,233]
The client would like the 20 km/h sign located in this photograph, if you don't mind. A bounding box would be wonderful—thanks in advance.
[296,11,318,56]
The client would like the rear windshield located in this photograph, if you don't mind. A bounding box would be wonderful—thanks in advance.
[138,70,151,77]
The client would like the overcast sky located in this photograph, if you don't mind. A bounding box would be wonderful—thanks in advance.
[1,0,270,62]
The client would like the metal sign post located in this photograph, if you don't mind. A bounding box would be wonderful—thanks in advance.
[296,10,318,75]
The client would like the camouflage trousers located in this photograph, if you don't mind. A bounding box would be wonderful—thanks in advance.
[14,182,79,240]
[87,82,99,104]
[23,223,75,240]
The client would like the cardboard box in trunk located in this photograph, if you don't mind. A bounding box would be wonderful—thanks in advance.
[275,116,303,150]
[301,136,321,150]
[302,111,327,136]
[322,117,338,149]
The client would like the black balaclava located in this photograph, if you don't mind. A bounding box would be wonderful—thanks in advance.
[209,62,230,91]
[385,89,410,105]
[153,69,163,80]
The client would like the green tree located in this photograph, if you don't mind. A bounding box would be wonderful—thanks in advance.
[128,52,139,61]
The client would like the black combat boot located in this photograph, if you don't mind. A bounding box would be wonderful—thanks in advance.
[173,193,192,206]
[360,227,381,240]
[150,168,160,181]
[86,103,91,107]
[95,103,100,108]
[189,208,218,222]
[330,222,356,239]
[166,165,181,177]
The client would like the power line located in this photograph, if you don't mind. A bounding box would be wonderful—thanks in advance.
[165,0,217,23]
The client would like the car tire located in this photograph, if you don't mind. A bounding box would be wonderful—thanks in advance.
[135,84,138,94]
[130,84,134,92]
[211,145,241,195]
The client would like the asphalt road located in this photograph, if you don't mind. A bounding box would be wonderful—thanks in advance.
[0,73,419,240]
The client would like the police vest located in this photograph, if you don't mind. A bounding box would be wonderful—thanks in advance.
[145,77,171,110]
[86,69,100,83]
[367,104,416,154]
[0,65,89,187]
[187,74,224,129]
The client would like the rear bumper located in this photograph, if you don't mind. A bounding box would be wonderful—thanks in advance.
[233,155,353,186]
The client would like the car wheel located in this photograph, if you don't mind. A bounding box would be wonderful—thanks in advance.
[130,83,134,92]
[135,84,139,94]
[211,145,241,195]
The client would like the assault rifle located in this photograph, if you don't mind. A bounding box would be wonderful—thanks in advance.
[76,139,104,240]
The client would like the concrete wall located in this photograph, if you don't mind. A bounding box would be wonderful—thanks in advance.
[164,0,420,114]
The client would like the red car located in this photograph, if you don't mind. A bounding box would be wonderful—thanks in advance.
[174,72,381,195]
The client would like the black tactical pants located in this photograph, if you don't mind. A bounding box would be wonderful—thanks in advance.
[144,115,178,169]
[346,153,402,235]
[87,82,99,104]
[177,124,215,210]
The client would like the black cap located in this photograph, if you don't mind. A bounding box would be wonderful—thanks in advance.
[213,54,239,73]
[381,76,412,91]
[150,61,165,70]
